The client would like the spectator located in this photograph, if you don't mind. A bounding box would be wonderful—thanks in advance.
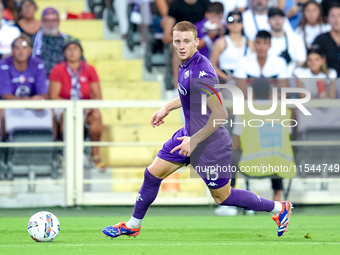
[195,2,224,59]
[267,7,306,76]
[163,0,209,43]
[32,7,71,77]
[112,0,129,39]
[3,0,17,22]
[268,0,285,8]
[313,2,340,77]
[0,34,47,136]
[284,0,302,29]
[210,0,247,21]
[15,0,41,43]
[321,0,340,18]
[0,2,21,59]
[296,1,331,48]
[210,9,251,83]
[242,0,294,41]
[294,45,337,98]
[155,0,172,19]
[162,0,209,89]
[154,0,174,33]
[49,38,105,171]
[233,78,296,201]
[234,30,288,98]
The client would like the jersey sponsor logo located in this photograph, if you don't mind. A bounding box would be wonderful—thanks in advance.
[15,85,31,97]
[18,75,26,84]
[12,76,35,84]
[178,83,187,96]
[208,182,218,187]
[38,63,45,69]
[1,64,9,70]
[136,192,144,202]
[199,70,208,78]
[184,70,189,79]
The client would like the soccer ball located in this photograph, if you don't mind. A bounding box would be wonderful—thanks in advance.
[27,211,60,242]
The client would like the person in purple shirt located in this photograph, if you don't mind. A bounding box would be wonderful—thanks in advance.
[195,1,224,59]
[102,21,293,239]
[0,34,47,99]
[0,34,47,137]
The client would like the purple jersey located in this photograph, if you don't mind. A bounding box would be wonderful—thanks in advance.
[178,51,230,144]
[157,51,232,188]
[0,56,47,97]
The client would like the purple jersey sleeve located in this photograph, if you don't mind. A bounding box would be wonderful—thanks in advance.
[32,58,48,95]
[192,57,220,97]
[0,59,13,97]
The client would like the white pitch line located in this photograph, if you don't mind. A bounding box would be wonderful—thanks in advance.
[1,242,340,248]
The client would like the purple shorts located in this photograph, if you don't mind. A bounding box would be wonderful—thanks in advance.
[157,127,232,189]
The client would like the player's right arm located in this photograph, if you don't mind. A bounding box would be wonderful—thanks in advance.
[151,97,182,128]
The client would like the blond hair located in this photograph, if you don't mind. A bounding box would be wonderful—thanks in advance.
[172,21,197,39]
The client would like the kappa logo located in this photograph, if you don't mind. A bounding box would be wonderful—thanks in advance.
[208,182,218,187]
[136,192,144,202]
[178,83,187,96]
[184,70,189,79]
[199,70,208,78]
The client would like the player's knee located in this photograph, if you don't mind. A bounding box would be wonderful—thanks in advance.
[211,185,231,205]
[212,194,229,205]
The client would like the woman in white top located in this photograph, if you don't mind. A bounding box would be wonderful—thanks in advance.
[295,0,331,48]
[210,10,251,83]
[294,45,337,98]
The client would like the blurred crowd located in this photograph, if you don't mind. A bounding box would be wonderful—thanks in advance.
[117,0,340,98]
[0,0,105,170]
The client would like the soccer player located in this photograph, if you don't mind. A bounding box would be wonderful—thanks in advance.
[103,21,292,238]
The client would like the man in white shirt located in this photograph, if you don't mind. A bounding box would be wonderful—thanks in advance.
[242,0,293,41]
[0,3,21,59]
[234,30,288,98]
[267,7,306,76]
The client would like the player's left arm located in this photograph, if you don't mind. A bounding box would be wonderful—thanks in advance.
[171,92,228,156]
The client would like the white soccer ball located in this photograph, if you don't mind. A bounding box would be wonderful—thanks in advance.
[27,211,60,242]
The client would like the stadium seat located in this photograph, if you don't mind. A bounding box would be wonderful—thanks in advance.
[112,167,144,192]
[295,128,340,180]
[82,40,122,62]
[103,124,183,142]
[100,108,182,125]
[103,146,155,167]
[101,81,161,100]
[35,0,84,18]
[126,3,141,51]
[92,60,142,81]
[60,20,104,40]
[4,109,57,184]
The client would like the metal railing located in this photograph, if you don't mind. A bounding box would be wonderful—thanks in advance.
[0,99,340,206]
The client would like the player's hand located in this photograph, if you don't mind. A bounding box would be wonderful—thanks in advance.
[170,136,196,157]
[151,107,169,128]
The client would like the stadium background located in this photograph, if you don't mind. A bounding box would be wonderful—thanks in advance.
[0,0,339,254]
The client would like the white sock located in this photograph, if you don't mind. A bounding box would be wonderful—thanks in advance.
[271,201,283,215]
[126,216,142,229]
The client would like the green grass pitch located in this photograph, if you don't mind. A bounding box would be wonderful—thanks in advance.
[0,205,340,255]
